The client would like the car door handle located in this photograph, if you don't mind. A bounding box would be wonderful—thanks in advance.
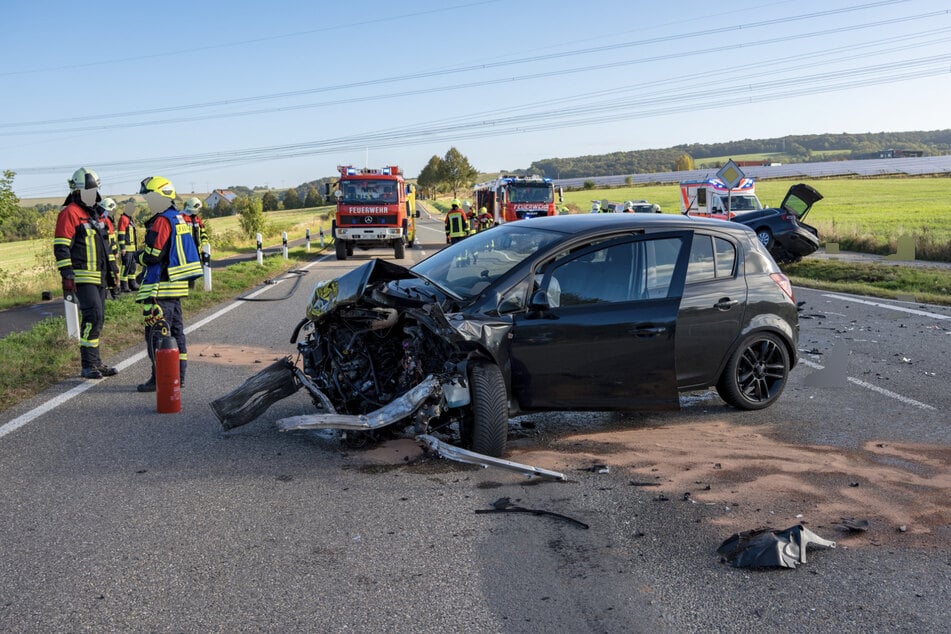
[715,297,739,311]
[630,325,667,337]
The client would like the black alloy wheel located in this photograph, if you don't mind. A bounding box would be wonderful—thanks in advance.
[716,332,790,410]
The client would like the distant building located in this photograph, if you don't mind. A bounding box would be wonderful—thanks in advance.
[877,149,924,159]
[205,189,238,208]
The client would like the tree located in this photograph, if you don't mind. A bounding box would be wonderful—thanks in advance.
[0,170,19,226]
[283,187,301,210]
[303,186,322,208]
[262,191,279,212]
[438,147,477,198]
[235,196,266,239]
[674,153,695,171]
[416,155,443,199]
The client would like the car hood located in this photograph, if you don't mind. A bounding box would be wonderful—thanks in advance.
[306,259,413,323]
[779,183,823,221]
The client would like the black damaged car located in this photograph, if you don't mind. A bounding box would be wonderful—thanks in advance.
[732,183,823,263]
[213,214,800,460]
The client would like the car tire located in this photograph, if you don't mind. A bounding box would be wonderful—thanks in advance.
[756,228,774,249]
[716,332,790,411]
[469,361,508,457]
[335,239,347,260]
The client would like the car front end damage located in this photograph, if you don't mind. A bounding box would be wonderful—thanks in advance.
[210,259,537,467]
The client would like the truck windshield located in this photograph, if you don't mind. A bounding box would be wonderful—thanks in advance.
[339,179,399,204]
[508,185,553,204]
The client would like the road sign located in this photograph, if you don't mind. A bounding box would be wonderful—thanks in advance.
[717,159,746,189]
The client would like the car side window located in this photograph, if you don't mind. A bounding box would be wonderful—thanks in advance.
[714,237,736,277]
[686,234,715,283]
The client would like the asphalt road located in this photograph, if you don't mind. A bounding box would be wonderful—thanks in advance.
[0,215,947,632]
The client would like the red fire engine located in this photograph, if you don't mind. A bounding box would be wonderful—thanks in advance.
[329,165,417,260]
[473,175,558,224]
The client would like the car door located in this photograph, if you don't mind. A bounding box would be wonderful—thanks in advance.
[509,231,692,411]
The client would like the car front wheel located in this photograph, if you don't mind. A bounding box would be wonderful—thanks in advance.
[716,332,790,410]
[469,361,508,457]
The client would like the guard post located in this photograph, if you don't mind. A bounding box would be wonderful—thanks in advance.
[256,233,263,265]
[282,231,288,259]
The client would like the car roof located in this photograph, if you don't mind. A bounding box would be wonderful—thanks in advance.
[517,212,755,237]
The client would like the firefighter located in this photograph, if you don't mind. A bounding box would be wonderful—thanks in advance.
[444,199,469,244]
[96,197,121,298]
[590,200,602,213]
[53,167,119,379]
[135,176,203,392]
[478,206,493,231]
[183,197,210,289]
[115,201,139,293]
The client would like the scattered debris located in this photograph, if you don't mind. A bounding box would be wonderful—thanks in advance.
[898,525,908,533]
[837,518,870,532]
[901,357,912,364]
[653,495,670,502]
[417,434,566,481]
[475,497,589,530]
[629,481,661,487]
[581,464,610,474]
[717,525,836,569]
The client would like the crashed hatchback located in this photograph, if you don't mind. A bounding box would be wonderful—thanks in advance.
[212,214,800,458]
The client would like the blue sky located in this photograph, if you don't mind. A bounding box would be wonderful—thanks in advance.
[3,0,949,199]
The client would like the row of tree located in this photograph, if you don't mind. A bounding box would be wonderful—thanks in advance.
[416,147,479,199]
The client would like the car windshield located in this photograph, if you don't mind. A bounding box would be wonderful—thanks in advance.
[411,224,567,299]
[508,185,554,204]
[338,179,398,204]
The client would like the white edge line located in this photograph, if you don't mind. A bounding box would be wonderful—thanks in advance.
[798,357,936,411]
[0,260,331,440]
[821,293,950,320]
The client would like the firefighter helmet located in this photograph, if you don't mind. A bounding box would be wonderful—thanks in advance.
[450,198,461,208]
[480,206,487,213]
[68,167,100,191]
[184,197,203,213]
[99,197,117,214]
[139,176,176,199]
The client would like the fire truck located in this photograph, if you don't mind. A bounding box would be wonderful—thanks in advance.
[329,165,417,260]
[679,178,762,220]
[473,175,558,224]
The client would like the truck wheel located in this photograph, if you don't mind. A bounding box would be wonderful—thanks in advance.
[335,239,347,260]
[716,332,790,411]
[469,361,508,457]
[394,239,405,259]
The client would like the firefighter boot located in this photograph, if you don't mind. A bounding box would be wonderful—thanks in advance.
[128,278,139,292]
[137,373,157,392]
[120,280,131,293]
[80,347,103,379]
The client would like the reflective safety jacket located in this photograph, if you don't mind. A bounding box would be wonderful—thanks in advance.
[136,206,203,301]
[116,212,138,252]
[53,200,115,285]
[445,209,469,238]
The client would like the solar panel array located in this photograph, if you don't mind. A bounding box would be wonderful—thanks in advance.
[553,155,951,189]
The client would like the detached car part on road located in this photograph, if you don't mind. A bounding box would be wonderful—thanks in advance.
[732,183,823,263]
[212,214,800,458]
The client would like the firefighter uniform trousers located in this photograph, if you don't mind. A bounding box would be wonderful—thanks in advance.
[77,283,108,369]
[145,298,186,382]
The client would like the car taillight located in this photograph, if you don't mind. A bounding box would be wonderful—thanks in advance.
[770,272,794,302]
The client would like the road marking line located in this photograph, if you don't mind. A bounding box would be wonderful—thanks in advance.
[0,263,329,440]
[821,293,950,320]
[798,358,936,410]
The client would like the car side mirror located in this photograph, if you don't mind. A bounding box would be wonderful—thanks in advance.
[528,290,551,311]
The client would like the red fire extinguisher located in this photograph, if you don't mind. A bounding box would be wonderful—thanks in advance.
[154,325,181,413]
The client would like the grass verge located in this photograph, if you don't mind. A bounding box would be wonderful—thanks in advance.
[782,259,951,307]
[0,247,325,411]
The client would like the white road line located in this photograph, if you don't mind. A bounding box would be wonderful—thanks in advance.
[0,261,330,440]
[821,293,950,320]
[798,358,936,411]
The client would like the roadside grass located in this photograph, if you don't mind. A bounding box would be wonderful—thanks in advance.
[782,259,951,307]
[0,248,326,411]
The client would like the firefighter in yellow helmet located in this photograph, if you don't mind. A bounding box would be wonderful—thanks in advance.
[183,197,209,289]
[444,199,469,244]
[134,176,203,392]
[478,206,493,231]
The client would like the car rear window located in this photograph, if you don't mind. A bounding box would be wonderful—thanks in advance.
[686,235,736,283]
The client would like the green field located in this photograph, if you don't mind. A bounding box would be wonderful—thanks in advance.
[561,176,951,261]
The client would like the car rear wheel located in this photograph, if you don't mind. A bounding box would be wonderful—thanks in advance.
[756,228,774,249]
[716,332,790,410]
[469,361,508,457]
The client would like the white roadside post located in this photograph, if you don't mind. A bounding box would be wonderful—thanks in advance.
[202,243,212,291]
[319,226,325,247]
[256,233,263,265]
[305,228,311,252]
[282,231,288,259]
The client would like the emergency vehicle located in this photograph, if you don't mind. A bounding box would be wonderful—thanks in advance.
[679,178,762,220]
[329,165,417,260]
[473,175,557,224]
